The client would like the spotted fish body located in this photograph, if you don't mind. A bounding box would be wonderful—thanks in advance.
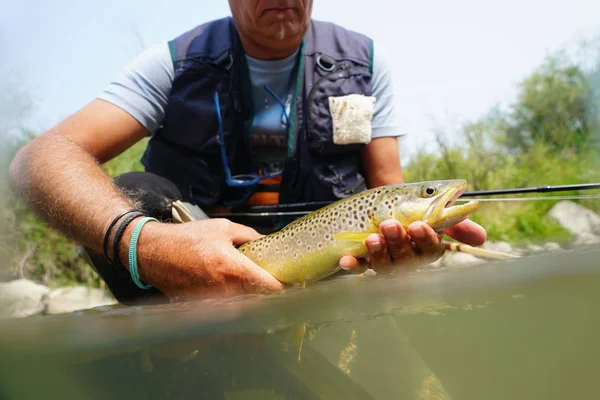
[238,180,479,284]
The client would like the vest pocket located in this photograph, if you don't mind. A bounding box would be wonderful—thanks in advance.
[142,136,222,207]
[163,96,221,152]
[307,66,372,155]
[313,155,367,199]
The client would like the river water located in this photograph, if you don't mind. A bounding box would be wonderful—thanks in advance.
[1,247,599,399]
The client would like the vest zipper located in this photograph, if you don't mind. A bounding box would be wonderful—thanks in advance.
[306,63,349,137]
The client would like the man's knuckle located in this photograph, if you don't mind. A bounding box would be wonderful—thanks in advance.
[215,218,231,230]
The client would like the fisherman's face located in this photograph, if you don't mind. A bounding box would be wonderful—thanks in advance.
[229,0,313,55]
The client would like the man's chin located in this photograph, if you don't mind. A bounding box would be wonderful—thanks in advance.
[262,21,305,41]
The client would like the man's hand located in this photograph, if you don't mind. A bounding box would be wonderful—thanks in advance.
[354,137,488,275]
[338,218,486,274]
[132,219,285,300]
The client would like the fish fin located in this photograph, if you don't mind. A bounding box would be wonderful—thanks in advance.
[172,200,196,223]
[295,322,308,368]
[332,232,374,242]
[140,349,153,372]
[180,349,200,363]
[280,323,308,367]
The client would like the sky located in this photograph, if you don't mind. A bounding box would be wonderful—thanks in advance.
[2,0,599,162]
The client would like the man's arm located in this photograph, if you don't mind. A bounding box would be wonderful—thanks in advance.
[9,100,147,252]
[9,52,284,300]
[360,40,404,187]
[361,137,404,187]
[10,40,176,251]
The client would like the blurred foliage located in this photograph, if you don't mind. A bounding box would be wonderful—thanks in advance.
[404,41,600,244]
[2,38,600,287]
[102,138,149,178]
[0,133,147,287]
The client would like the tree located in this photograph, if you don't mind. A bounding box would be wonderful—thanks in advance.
[405,37,600,243]
[497,45,599,154]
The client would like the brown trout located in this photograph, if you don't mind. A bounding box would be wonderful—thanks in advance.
[238,179,479,284]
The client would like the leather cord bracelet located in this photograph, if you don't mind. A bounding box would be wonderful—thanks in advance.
[103,209,140,264]
[111,211,146,270]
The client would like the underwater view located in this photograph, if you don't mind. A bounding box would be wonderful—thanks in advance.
[2,246,599,400]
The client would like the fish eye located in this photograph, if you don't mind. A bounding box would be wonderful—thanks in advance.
[421,186,437,197]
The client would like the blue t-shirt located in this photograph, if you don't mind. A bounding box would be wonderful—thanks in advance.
[245,50,298,171]
[98,39,402,171]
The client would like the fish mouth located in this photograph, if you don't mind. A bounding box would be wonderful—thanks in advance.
[425,182,479,231]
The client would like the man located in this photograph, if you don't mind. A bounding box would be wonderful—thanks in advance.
[9,0,486,305]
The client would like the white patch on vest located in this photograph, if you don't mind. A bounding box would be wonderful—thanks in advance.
[328,94,375,145]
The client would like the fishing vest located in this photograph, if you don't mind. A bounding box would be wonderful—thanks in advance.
[141,17,374,217]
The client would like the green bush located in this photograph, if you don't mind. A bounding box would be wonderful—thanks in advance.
[0,137,148,287]
[404,48,600,245]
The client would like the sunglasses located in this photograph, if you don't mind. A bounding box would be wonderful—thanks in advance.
[213,87,289,187]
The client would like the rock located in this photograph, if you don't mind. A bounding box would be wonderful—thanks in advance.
[481,241,517,255]
[420,252,487,270]
[574,233,600,246]
[44,286,117,315]
[0,279,51,318]
[444,252,486,268]
[548,201,600,242]
[544,242,563,252]
[527,244,545,253]
[425,257,445,270]
[0,270,20,283]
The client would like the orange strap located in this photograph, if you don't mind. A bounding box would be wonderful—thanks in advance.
[246,175,282,206]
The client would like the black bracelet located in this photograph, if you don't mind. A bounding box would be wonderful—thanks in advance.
[111,211,146,270]
[103,209,140,263]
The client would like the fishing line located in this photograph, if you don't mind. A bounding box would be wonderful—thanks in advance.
[460,182,600,196]
[455,194,600,202]
[206,183,600,218]
[208,194,600,218]
[208,211,320,217]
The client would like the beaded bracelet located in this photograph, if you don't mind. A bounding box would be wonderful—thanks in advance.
[103,209,139,263]
[111,211,146,270]
[128,217,158,290]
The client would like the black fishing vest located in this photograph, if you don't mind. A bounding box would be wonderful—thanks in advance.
[141,17,374,216]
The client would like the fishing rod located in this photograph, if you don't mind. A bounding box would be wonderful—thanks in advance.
[206,182,600,218]
[461,182,600,197]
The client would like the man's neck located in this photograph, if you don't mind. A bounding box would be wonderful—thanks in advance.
[238,35,302,60]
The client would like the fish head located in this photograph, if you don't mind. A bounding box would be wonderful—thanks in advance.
[373,179,479,231]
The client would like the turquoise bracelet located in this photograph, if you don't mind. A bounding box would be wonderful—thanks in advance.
[128,217,158,290]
